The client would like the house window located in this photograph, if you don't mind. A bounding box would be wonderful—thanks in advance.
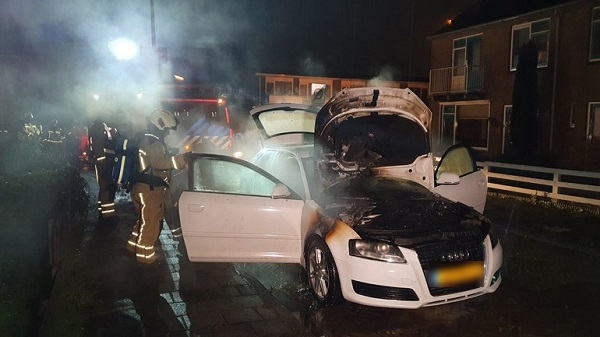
[274,81,293,95]
[266,82,274,95]
[511,18,550,70]
[503,105,512,154]
[440,103,490,149]
[588,102,600,142]
[590,7,600,61]
[451,35,483,92]
[453,38,467,78]
[453,35,483,68]
[299,84,308,97]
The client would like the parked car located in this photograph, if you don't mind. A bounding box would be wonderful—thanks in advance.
[179,88,503,308]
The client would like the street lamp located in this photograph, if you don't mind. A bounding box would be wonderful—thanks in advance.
[150,0,156,47]
[108,38,139,61]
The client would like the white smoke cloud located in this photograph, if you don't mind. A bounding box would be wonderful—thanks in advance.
[367,65,400,87]
[300,53,325,77]
[1,0,258,129]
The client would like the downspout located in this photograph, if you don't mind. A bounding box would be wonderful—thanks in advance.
[150,0,156,48]
[549,7,560,152]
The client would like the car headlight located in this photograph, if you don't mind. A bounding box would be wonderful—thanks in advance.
[349,239,406,263]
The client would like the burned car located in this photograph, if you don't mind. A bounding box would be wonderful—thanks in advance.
[179,88,503,308]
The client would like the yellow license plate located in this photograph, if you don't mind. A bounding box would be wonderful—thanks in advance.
[429,261,484,287]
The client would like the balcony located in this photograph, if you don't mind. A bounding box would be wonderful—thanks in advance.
[429,65,484,96]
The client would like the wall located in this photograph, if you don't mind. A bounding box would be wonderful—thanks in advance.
[257,73,429,105]
[554,2,600,170]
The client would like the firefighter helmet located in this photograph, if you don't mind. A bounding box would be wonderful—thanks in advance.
[148,109,178,131]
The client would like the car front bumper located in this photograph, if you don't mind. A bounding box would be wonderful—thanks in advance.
[333,237,503,309]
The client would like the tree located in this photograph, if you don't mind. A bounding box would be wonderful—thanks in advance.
[510,40,539,163]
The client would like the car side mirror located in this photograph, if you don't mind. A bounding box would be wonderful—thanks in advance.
[272,183,291,199]
[436,172,460,185]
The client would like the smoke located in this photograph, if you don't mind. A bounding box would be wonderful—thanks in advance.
[1,0,258,131]
[300,53,326,77]
[154,1,257,87]
[367,65,401,87]
[1,0,446,131]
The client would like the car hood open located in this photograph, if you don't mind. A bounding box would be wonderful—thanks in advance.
[322,177,490,248]
[315,87,432,187]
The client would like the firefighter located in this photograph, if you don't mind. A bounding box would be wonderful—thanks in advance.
[44,119,64,143]
[126,109,188,264]
[88,117,119,226]
[43,119,65,156]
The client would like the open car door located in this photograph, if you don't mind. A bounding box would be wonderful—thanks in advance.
[433,144,487,213]
[179,154,305,263]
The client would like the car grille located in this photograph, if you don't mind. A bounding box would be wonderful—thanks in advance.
[414,240,485,297]
[352,280,419,301]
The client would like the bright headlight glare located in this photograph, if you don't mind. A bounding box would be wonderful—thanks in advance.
[349,240,406,263]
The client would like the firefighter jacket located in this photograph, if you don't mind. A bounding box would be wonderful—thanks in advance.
[88,119,117,164]
[137,133,187,186]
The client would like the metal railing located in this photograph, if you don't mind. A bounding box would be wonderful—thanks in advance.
[429,65,485,95]
[480,161,600,209]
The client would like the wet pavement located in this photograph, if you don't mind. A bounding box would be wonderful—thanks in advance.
[39,171,313,337]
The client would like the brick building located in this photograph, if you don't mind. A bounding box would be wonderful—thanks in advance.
[428,0,600,171]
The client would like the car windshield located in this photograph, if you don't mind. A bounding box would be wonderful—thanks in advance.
[323,175,431,200]
[257,108,316,137]
[332,114,430,166]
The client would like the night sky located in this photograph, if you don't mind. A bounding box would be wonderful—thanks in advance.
[0,0,477,127]
[1,0,477,82]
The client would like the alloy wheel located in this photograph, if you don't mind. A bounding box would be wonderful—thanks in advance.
[308,245,330,300]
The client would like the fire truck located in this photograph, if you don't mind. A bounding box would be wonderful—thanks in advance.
[84,84,261,160]
[159,92,260,159]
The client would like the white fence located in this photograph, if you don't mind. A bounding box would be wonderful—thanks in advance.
[479,161,600,209]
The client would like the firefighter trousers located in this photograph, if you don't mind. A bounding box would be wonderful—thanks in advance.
[95,156,117,220]
[127,183,167,264]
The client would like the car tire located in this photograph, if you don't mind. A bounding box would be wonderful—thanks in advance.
[305,236,343,306]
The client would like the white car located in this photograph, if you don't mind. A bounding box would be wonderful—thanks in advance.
[179,88,503,309]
